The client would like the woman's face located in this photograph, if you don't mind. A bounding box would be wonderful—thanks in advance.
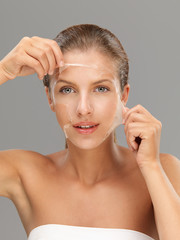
[47,49,126,149]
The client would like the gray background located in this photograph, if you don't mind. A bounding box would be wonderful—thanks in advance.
[0,0,180,239]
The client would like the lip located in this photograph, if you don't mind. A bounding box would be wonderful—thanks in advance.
[73,122,99,127]
[73,122,99,135]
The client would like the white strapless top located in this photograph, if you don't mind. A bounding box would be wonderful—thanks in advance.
[27,224,155,240]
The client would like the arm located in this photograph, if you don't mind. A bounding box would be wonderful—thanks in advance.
[0,36,64,85]
[123,104,180,240]
[140,154,180,240]
[0,36,64,198]
[0,149,22,199]
[0,62,9,85]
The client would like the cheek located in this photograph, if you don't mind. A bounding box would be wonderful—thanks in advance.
[55,103,70,128]
[95,97,117,120]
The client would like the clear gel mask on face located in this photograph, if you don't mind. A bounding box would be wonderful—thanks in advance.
[50,63,126,149]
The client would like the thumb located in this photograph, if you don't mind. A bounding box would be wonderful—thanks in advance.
[122,106,130,124]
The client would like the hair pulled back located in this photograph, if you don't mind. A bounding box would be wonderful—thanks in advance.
[43,24,129,91]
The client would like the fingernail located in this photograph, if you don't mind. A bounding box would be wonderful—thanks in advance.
[128,145,132,151]
[49,70,53,75]
[60,60,64,67]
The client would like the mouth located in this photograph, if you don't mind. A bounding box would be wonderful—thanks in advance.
[73,122,99,134]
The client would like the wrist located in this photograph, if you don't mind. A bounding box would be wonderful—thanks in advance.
[0,61,10,85]
[138,159,162,176]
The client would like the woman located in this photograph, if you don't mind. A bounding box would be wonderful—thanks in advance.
[0,24,180,240]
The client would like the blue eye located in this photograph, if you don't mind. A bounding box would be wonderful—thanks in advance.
[60,87,75,94]
[95,86,109,92]
[59,86,109,94]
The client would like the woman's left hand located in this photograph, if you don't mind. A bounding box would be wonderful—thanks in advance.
[123,104,162,169]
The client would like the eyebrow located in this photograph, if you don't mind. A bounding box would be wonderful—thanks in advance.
[56,79,113,85]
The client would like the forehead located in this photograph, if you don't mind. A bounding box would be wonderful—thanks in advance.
[50,49,118,88]
[52,65,117,90]
[63,49,116,73]
[57,66,114,83]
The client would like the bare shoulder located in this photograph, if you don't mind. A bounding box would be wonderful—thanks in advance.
[159,153,180,195]
[13,149,67,172]
[17,149,68,179]
[0,148,64,182]
[1,148,45,160]
[0,149,48,199]
[0,148,66,198]
[159,153,180,173]
[1,148,49,168]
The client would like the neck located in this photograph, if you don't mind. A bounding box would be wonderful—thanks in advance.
[64,134,123,186]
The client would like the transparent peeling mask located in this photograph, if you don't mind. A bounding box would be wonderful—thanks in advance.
[50,63,126,149]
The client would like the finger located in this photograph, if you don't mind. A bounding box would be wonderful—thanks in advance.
[125,122,146,151]
[31,37,61,73]
[125,127,139,152]
[45,39,64,67]
[124,107,129,111]
[43,45,56,75]
[129,135,140,151]
[25,47,49,75]
[124,104,152,123]
[21,54,45,80]
[124,112,148,133]
[122,106,129,124]
[31,41,57,75]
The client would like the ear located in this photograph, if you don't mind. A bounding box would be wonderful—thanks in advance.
[121,84,130,106]
[45,87,55,112]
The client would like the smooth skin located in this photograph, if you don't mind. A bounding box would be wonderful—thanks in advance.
[0,36,180,240]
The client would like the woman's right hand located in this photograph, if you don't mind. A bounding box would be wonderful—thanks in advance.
[0,36,64,82]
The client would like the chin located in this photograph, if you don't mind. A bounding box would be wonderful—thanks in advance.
[67,137,107,150]
[67,135,111,150]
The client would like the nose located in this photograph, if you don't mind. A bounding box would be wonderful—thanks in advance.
[76,94,93,117]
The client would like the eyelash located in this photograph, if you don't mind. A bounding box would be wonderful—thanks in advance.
[59,86,110,94]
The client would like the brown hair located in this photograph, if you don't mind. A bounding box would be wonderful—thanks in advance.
[43,24,129,148]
